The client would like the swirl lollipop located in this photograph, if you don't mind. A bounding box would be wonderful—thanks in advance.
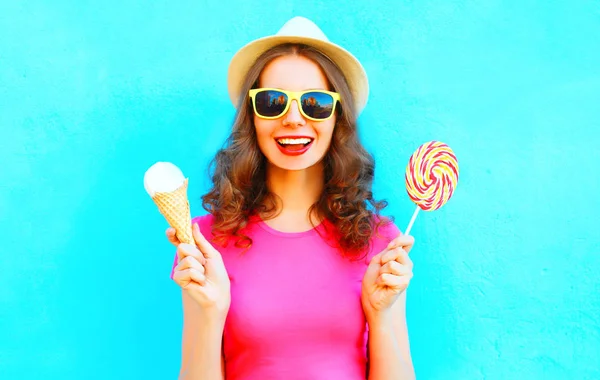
[404,141,459,235]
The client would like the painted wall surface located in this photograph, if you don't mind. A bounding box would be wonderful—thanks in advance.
[1,1,599,379]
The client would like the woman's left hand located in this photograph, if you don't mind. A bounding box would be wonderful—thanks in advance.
[361,234,415,321]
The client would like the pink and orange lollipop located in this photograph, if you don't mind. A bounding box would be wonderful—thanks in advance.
[404,141,459,235]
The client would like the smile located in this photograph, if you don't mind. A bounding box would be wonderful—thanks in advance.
[274,136,314,156]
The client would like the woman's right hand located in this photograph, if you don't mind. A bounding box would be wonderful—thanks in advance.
[167,223,231,317]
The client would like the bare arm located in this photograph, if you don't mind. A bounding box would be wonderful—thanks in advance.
[179,290,226,380]
[167,224,231,379]
[367,291,415,380]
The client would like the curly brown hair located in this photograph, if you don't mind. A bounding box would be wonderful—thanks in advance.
[202,43,391,258]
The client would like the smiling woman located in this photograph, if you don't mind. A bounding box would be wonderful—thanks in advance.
[253,54,337,170]
[167,16,416,380]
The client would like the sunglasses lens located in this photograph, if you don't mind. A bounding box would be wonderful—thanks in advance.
[300,92,335,119]
[254,90,288,118]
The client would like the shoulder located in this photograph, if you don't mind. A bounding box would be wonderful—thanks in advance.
[192,213,214,227]
[191,213,216,240]
[373,215,401,241]
[366,214,402,260]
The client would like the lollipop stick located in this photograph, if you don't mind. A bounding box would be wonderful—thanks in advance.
[404,205,420,235]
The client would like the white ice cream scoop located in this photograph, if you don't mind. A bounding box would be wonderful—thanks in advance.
[144,162,186,197]
[143,162,194,244]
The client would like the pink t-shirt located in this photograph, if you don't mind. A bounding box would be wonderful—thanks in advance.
[172,213,400,380]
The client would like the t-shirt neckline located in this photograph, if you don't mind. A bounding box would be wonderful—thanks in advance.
[256,217,324,238]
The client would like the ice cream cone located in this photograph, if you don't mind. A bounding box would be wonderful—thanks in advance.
[144,162,194,245]
[151,178,194,245]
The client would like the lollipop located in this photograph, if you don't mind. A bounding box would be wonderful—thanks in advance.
[404,141,459,235]
[144,162,194,244]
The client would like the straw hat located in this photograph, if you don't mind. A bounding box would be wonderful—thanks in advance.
[227,16,369,114]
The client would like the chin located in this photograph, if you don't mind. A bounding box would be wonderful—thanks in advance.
[271,160,316,171]
[267,154,323,172]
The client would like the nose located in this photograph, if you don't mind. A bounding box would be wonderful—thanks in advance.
[282,100,306,128]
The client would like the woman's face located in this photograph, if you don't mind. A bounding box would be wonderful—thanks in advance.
[253,55,336,172]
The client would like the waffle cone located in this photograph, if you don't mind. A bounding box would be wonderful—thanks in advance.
[151,178,194,245]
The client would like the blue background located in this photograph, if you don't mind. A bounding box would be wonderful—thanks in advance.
[1,1,599,379]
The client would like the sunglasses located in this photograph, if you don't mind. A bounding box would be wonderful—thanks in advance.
[249,88,340,121]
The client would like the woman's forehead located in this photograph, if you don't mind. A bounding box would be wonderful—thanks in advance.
[258,55,329,91]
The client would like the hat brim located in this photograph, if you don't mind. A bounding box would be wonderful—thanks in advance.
[227,35,369,114]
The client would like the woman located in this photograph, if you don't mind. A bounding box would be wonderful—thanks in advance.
[167,16,416,380]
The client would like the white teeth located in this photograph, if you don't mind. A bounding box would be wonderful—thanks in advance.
[277,138,312,145]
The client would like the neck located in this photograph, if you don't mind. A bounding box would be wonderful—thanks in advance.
[264,162,324,219]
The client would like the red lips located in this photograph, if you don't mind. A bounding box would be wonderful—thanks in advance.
[274,136,314,156]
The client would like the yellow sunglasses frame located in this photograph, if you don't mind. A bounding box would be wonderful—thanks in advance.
[248,88,341,121]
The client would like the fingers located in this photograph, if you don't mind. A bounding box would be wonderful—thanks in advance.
[166,227,180,246]
[379,259,413,289]
[175,256,206,275]
[381,246,413,268]
[172,268,206,288]
[372,237,415,291]
[172,253,207,290]
[377,272,412,288]
[177,242,207,265]
[192,223,218,259]
[387,234,415,253]
[380,260,411,277]
[168,223,219,260]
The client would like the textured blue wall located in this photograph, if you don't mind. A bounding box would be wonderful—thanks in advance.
[1,1,599,379]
